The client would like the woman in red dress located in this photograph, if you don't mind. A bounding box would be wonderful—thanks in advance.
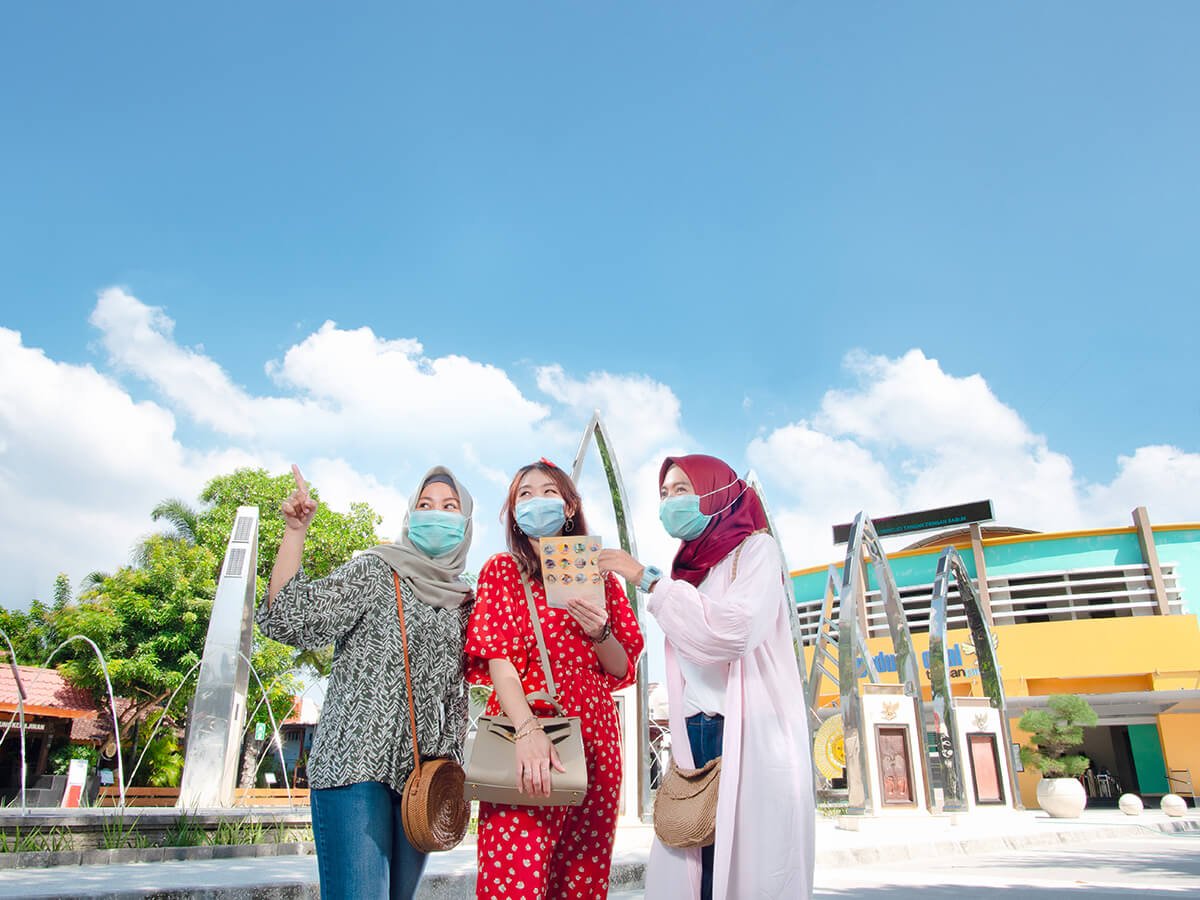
[466,459,644,900]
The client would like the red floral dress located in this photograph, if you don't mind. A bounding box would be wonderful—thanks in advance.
[465,552,645,900]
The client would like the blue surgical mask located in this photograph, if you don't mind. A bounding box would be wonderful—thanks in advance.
[659,495,711,540]
[515,497,567,538]
[407,510,466,558]
[659,478,747,541]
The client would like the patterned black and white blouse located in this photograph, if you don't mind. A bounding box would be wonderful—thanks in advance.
[255,553,471,794]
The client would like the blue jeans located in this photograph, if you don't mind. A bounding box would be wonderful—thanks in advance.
[310,781,427,900]
[686,713,724,900]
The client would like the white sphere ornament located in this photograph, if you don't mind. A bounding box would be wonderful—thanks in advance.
[1036,777,1088,818]
[1117,793,1143,816]
[1161,794,1187,817]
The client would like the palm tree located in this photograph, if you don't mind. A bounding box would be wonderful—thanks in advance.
[150,498,200,544]
[77,570,111,597]
[131,498,202,567]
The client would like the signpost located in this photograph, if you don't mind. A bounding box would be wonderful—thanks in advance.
[833,500,993,545]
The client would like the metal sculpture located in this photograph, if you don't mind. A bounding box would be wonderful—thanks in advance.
[569,410,651,822]
[178,506,259,808]
[0,630,28,810]
[743,469,810,696]
[929,546,1021,810]
[839,512,933,814]
[806,565,881,733]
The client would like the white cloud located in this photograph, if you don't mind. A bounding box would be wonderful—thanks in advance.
[0,327,262,604]
[1083,445,1200,523]
[748,350,1197,571]
[302,457,411,542]
[535,365,687,464]
[91,288,550,453]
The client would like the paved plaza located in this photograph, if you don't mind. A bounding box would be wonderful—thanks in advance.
[0,809,1196,898]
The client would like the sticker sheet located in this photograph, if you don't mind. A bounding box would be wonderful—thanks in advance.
[538,535,605,609]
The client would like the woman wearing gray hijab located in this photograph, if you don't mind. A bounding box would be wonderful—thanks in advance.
[258,464,475,900]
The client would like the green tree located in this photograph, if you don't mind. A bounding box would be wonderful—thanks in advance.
[1019,694,1099,777]
[151,498,200,545]
[194,468,381,585]
[54,536,217,728]
[0,597,59,665]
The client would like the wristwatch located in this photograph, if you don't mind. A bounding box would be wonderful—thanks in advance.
[639,565,663,593]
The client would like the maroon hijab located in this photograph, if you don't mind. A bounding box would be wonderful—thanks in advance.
[660,454,768,587]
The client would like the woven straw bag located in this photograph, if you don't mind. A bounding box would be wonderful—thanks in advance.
[653,757,722,848]
[652,535,761,849]
[393,573,471,853]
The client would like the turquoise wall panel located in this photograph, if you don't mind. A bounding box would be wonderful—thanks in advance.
[1153,529,1200,615]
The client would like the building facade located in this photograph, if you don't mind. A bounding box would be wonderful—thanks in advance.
[791,509,1200,808]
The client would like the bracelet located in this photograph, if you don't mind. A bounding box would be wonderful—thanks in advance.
[589,622,612,644]
[514,715,537,733]
[515,721,544,741]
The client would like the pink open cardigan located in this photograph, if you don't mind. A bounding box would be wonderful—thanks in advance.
[645,532,814,899]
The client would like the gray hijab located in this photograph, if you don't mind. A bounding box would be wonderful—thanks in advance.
[365,466,474,610]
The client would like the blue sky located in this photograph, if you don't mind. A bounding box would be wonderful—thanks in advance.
[2,4,1199,636]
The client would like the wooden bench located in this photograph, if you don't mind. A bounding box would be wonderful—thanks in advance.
[97,786,310,807]
[96,786,180,807]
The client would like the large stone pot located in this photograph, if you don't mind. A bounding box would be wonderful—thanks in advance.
[1036,777,1087,818]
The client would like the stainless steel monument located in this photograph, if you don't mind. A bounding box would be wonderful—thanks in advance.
[177,506,259,808]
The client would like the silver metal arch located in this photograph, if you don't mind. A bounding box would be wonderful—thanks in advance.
[743,469,809,696]
[839,512,933,814]
[0,630,28,811]
[929,546,1021,811]
[806,563,882,763]
[570,410,651,822]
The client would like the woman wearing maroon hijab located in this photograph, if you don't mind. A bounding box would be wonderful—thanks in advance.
[600,454,814,900]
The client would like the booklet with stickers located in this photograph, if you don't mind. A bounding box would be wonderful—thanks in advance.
[538,535,605,609]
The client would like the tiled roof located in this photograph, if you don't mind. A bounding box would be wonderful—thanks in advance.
[69,697,135,743]
[282,696,321,726]
[0,664,98,716]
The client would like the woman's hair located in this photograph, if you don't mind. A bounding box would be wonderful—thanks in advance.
[504,461,589,577]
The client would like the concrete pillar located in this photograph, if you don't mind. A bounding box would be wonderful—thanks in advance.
[1132,506,1171,615]
[969,523,994,627]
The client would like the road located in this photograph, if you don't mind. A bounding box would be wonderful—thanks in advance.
[611,831,1200,898]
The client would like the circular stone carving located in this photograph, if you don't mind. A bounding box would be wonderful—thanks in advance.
[1117,793,1143,816]
[1161,794,1187,817]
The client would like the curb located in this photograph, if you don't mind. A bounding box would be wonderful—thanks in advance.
[816,816,1200,868]
[0,841,316,870]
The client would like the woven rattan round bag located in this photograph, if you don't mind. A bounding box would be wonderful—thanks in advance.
[392,571,470,853]
[401,757,470,853]
[653,757,722,849]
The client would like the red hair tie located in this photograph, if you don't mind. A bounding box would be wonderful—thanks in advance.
[539,457,559,469]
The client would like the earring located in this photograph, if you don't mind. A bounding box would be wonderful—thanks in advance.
[564,518,575,534]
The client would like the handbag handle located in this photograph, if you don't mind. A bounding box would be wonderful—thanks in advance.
[393,572,425,778]
[517,572,567,717]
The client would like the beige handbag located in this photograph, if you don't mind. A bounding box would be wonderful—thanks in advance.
[393,573,471,852]
[463,572,588,807]
[653,757,722,848]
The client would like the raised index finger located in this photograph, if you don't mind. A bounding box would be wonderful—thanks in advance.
[291,464,308,495]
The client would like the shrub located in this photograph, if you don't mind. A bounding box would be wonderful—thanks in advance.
[1018,694,1098,778]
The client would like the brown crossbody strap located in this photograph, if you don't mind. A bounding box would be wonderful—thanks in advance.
[393,572,423,777]
[517,571,566,716]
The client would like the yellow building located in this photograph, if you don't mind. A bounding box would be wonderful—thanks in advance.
[791,510,1200,808]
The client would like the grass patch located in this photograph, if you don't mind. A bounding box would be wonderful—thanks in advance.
[161,809,206,848]
[0,825,73,853]
[99,812,149,850]
[210,818,266,846]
